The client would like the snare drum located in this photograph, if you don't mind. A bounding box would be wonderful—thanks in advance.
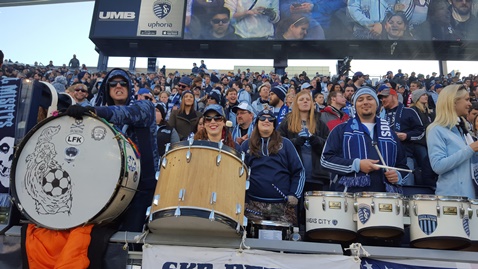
[247,220,292,240]
[11,114,140,230]
[304,191,356,242]
[409,195,471,249]
[354,192,404,238]
[148,140,248,235]
[465,199,478,251]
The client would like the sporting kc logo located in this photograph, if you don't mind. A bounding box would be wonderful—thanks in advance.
[418,214,437,235]
[153,0,171,19]
[358,204,371,224]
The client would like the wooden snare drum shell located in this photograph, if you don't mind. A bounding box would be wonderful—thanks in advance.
[409,195,471,250]
[149,141,247,234]
[304,191,356,242]
[354,192,404,239]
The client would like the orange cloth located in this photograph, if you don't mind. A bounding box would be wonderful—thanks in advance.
[25,224,93,269]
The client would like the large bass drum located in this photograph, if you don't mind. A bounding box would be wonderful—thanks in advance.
[11,113,140,230]
[148,140,248,235]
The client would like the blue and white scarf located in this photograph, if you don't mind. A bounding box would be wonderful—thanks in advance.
[339,116,401,193]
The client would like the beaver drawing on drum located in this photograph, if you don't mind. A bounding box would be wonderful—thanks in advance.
[24,125,72,215]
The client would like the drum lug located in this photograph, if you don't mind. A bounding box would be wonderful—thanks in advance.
[243,216,248,227]
[344,199,348,212]
[304,199,309,211]
[469,207,474,219]
[239,166,244,177]
[161,157,168,169]
[245,180,250,190]
[396,200,400,215]
[153,194,160,206]
[175,189,186,217]
[210,192,217,204]
[216,140,223,166]
[186,137,194,163]
[371,199,375,214]
[460,204,465,219]
[322,198,326,211]
[436,203,440,218]
[354,202,358,213]
[236,203,242,214]
[164,143,171,154]
[413,202,417,216]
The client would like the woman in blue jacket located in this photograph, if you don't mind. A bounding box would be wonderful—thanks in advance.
[427,85,478,199]
[241,109,305,226]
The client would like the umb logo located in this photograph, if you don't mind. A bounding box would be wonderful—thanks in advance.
[99,11,136,21]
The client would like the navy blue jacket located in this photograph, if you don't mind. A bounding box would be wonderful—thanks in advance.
[241,136,305,202]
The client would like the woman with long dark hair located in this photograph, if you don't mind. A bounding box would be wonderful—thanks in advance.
[241,109,305,226]
[168,90,203,140]
[194,104,234,148]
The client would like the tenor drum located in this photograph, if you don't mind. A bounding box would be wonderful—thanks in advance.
[304,191,356,242]
[465,199,478,251]
[409,195,471,250]
[247,220,292,240]
[11,114,140,230]
[354,192,404,238]
[148,140,248,235]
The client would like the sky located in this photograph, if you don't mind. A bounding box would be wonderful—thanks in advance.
[1,1,478,77]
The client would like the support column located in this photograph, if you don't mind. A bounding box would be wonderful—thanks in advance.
[438,60,448,76]
[96,51,109,71]
[129,57,136,73]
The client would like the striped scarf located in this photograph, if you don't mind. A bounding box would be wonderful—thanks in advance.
[339,116,401,193]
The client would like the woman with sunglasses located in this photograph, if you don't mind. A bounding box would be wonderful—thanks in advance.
[427,85,478,199]
[194,104,234,148]
[241,109,305,227]
[168,90,203,140]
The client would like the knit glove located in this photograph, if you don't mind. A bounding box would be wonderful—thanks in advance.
[287,195,298,206]
[66,105,95,119]
[291,136,307,147]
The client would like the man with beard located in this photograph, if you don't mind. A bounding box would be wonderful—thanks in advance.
[224,88,240,127]
[269,85,288,128]
[343,85,355,117]
[321,87,408,193]
[449,0,478,40]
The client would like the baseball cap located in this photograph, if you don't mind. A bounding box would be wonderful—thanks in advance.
[232,102,255,115]
[203,104,225,117]
[300,82,313,90]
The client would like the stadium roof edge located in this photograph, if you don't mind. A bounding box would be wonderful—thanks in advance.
[0,0,92,8]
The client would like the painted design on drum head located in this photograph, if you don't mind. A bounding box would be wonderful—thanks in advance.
[358,204,371,224]
[418,214,437,235]
[70,119,85,134]
[463,216,470,237]
[24,125,73,215]
[65,147,80,163]
[91,126,107,141]
[127,156,137,172]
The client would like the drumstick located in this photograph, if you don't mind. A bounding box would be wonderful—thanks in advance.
[372,142,388,171]
[271,183,287,201]
[374,164,413,173]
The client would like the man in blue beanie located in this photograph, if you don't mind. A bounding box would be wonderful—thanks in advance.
[321,87,409,193]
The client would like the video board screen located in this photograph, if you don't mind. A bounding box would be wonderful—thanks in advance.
[90,0,478,41]
[184,0,478,41]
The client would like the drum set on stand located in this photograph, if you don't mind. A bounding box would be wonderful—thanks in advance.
[10,114,478,253]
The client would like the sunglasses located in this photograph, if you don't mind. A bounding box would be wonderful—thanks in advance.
[258,116,276,122]
[211,18,230,24]
[144,96,153,101]
[108,81,128,87]
[75,88,87,93]
[178,84,188,89]
[204,115,224,122]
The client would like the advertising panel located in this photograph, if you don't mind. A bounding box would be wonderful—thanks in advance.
[137,0,186,38]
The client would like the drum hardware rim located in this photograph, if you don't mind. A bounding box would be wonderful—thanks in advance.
[169,140,244,159]
[149,207,241,232]
[250,220,293,228]
[411,194,468,202]
[305,191,353,198]
[410,236,471,250]
[354,192,402,199]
